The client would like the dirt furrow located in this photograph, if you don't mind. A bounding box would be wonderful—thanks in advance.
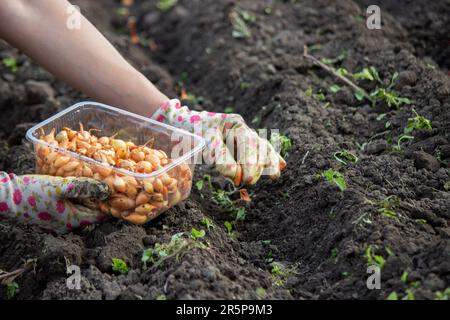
[134,0,450,299]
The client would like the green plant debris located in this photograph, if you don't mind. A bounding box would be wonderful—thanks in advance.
[304,87,313,97]
[190,228,206,239]
[333,150,359,165]
[314,91,326,101]
[6,282,19,300]
[255,287,267,299]
[370,88,412,108]
[111,258,129,274]
[330,248,339,262]
[336,67,350,77]
[212,189,234,208]
[329,84,341,93]
[386,291,398,300]
[402,289,415,300]
[270,133,293,158]
[354,88,366,101]
[224,106,235,113]
[444,181,450,191]
[224,221,233,233]
[320,52,346,65]
[195,179,204,191]
[404,109,432,134]
[365,246,386,269]
[322,168,347,192]
[435,288,450,300]
[224,221,237,241]
[142,232,189,269]
[196,175,245,240]
[400,271,409,283]
[270,262,298,287]
[156,294,167,300]
[239,82,251,90]
[352,66,382,84]
[2,57,18,73]
[157,0,177,11]
[377,195,400,220]
[229,207,246,222]
[393,134,414,152]
[230,8,255,38]
[202,217,215,230]
[304,87,327,102]
[184,92,204,105]
[116,7,129,16]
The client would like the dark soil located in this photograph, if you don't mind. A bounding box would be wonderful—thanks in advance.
[0,0,449,300]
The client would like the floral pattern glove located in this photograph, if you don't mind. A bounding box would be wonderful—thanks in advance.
[0,172,110,234]
[152,99,286,185]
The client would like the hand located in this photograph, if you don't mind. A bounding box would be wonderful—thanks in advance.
[152,99,286,185]
[0,173,110,234]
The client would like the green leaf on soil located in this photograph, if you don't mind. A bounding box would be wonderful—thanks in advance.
[435,288,450,300]
[336,67,349,77]
[329,84,341,93]
[224,221,233,234]
[224,106,235,113]
[365,246,386,269]
[230,8,255,39]
[202,217,214,230]
[255,287,267,299]
[2,57,18,73]
[400,271,409,283]
[6,282,19,300]
[370,88,412,108]
[322,168,347,192]
[112,258,129,274]
[270,133,293,158]
[354,88,365,101]
[387,291,398,300]
[353,67,375,81]
[320,52,346,65]
[333,150,358,165]
[191,228,206,239]
[195,179,204,191]
[157,0,177,11]
[404,109,432,134]
[304,87,313,97]
[393,134,414,152]
[142,232,189,269]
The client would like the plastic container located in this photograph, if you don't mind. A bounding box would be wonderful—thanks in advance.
[26,101,205,224]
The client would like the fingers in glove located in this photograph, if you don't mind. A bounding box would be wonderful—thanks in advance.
[233,127,264,185]
[65,202,107,229]
[203,128,242,185]
[60,177,110,200]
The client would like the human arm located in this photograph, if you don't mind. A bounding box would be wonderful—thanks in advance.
[0,0,168,115]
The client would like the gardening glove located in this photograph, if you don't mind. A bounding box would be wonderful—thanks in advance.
[0,172,110,234]
[151,99,286,185]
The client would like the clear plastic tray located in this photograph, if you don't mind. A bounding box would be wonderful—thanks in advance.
[26,101,205,224]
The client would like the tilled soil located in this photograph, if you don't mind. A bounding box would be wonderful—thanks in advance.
[0,0,449,300]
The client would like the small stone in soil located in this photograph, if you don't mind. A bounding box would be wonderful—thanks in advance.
[413,151,440,172]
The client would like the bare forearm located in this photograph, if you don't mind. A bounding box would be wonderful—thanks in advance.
[0,0,167,115]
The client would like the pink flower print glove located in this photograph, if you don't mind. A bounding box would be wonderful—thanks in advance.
[0,172,110,234]
[152,99,286,185]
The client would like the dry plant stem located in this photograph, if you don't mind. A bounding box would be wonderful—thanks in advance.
[303,46,372,101]
[0,260,35,284]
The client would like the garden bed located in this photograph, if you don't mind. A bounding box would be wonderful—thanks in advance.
[0,0,448,300]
